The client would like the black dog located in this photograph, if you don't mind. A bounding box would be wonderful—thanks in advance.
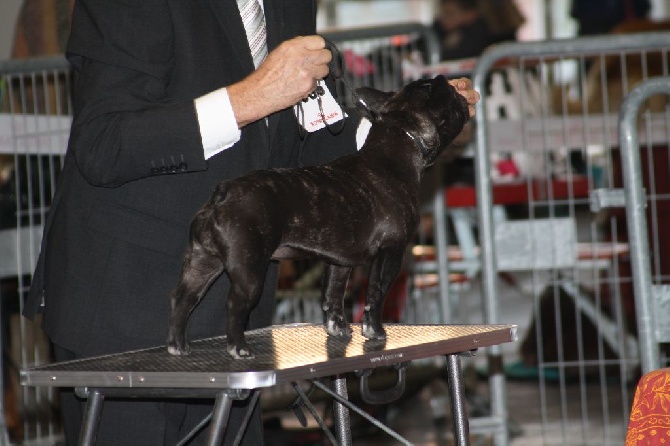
[167,75,470,358]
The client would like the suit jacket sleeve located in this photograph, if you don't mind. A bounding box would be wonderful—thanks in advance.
[66,0,208,187]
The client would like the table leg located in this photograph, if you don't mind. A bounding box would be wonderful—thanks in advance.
[78,389,104,446]
[446,353,470,446]
[206,392,233,446]
[332,375,352,446]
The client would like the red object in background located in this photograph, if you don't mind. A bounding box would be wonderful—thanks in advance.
[496,157,520,177]
[353,271,408,323]
[444,175,591,208]
[343,49,376,77]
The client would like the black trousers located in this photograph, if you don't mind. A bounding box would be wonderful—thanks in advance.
[53,345,264,446]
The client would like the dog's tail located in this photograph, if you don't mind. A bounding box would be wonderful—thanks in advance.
[188,181,231,244]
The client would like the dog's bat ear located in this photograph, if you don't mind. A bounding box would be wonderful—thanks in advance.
[353,87,393,119]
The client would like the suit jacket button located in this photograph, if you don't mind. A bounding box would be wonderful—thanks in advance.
[179,162,188,172]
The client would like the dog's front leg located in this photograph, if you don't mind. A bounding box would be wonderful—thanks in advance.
[361,248,404,340]
[322,264,353,337]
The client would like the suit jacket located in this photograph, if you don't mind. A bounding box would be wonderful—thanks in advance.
[25,0,360,357]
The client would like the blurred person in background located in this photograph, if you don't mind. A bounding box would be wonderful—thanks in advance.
[571,0,651,36]
[432,0,524,61]
[11,0,74,58]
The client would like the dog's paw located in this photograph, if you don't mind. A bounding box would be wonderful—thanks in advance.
[361,314,386,340]
[361,323,387,340]
[325,315,353,337]
[166,342,191,356]
[227,343,254,360]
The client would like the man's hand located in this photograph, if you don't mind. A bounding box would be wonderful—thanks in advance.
[228,36,332,127]
[449,77,480,118]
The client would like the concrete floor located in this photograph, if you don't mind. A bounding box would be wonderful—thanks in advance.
[263,376,631,445]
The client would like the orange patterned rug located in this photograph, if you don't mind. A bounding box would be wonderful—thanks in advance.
[627,368,670,445]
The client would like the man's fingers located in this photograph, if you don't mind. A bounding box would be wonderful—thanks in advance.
[282,36,331,79]
[296,35,326,50]
[464,89,480,105]
[449,77,473,92]
[446,77,479,118]
[448,77,480,107]
[300,36,331,75]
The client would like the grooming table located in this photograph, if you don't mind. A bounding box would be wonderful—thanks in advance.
[21,323,517,445]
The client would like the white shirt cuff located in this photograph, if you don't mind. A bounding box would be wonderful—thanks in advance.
[356,118,372,151]
[195,88,241,160]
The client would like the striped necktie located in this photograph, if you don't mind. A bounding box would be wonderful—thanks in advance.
[238,0,268,68]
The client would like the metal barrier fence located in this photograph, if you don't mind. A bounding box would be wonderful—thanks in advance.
[617,76,670,374]
[465,32,670,445]
[0,55,72,444]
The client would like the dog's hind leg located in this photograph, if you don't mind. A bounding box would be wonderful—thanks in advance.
[225,262,269,359]
[322,264,353,337]
[361,248,404,340]
[167,246,224,355]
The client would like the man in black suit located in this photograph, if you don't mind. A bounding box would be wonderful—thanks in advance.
[25,0,478,443]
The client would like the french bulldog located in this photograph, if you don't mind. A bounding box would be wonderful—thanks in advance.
[167,75,470,358]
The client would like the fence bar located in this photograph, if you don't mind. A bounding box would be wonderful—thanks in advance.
[618,77,670,373]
